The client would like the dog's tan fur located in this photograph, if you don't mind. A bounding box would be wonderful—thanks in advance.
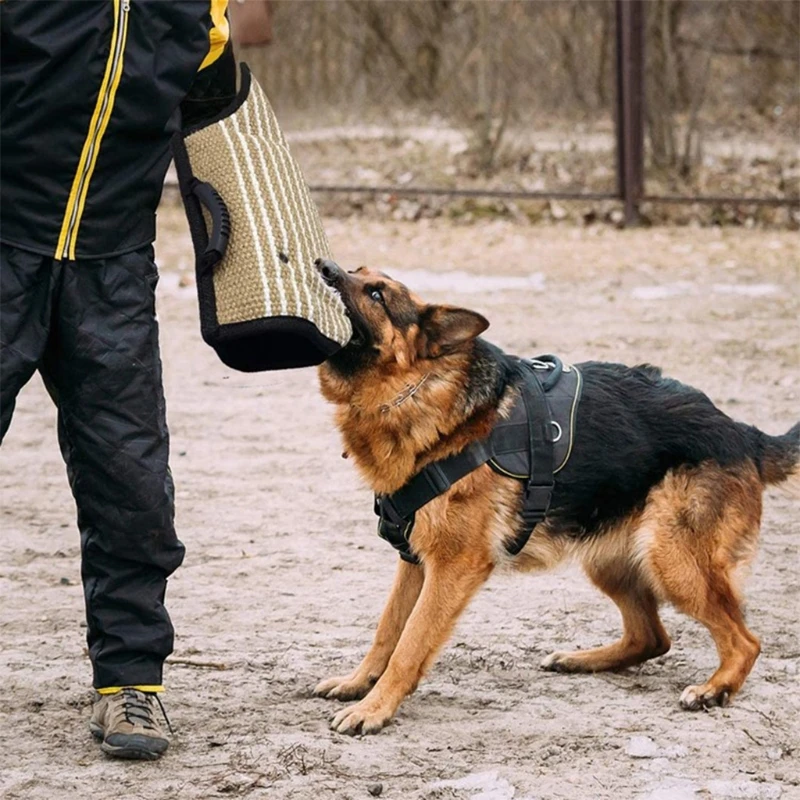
[315,267,783,735]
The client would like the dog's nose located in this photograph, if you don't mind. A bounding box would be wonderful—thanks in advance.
[315,258,342,285]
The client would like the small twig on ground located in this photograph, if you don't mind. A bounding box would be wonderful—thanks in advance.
[741,703,778,729]
[593,774,608,790]
[166,656,230,670]
[742,728,763,746]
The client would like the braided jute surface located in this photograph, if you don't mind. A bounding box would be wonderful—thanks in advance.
[184,76,352,345]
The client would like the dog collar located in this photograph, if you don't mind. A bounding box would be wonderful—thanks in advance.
[380,373,431,415]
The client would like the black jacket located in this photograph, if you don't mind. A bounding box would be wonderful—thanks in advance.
[1,0,235,260]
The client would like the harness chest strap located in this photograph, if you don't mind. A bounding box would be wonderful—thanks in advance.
[375,439,495,564]
[375,358,562,564]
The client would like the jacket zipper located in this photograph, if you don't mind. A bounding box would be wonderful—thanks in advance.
[55,0,130,260]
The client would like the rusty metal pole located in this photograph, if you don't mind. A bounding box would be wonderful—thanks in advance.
[615,0,645,226]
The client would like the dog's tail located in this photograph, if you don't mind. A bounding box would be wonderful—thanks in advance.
[756,421,800,496]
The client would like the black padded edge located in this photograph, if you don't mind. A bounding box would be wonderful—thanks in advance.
[211,316,344,372]
[181,63,253,138]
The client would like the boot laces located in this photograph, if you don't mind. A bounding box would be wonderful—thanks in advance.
[118,687,174,735]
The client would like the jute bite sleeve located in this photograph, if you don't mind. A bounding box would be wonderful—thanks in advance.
[171,64,351,372]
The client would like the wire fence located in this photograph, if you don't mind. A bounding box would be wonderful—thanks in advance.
[229,0,799,226]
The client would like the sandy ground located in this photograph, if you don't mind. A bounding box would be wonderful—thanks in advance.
[1,207,799,799]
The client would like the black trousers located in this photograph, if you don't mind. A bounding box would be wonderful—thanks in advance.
[0,243,185,688]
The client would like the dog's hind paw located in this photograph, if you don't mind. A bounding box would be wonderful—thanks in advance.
[679,684,731,711]
[540,651,584,673]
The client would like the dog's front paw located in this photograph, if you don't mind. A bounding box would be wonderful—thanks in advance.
[314,673,375,702]
[330,699,393,736]
[679,683,731,711]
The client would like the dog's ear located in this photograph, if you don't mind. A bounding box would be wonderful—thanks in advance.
[417,305,489,358]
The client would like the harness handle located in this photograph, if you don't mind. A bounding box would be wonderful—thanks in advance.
[526,354,564,391]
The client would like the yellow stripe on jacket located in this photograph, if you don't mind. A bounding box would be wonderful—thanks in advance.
[54,0,123,259]
[67,0,130,260]
[199,0,230,71]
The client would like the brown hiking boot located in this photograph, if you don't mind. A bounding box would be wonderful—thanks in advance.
[90,688,171,760]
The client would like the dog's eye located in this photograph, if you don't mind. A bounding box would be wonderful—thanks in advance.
[370,289,385,305]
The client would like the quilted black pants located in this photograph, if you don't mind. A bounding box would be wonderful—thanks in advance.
[0,243,185,688]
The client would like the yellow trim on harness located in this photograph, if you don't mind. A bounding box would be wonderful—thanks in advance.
[54,0,123,259]
[97,685,165,695]
[488,459,527,480]
[555,365,582,474]
[199,0,230,71]
[67,0,130,260]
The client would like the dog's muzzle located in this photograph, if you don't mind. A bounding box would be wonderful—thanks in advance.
[315,258,344,288]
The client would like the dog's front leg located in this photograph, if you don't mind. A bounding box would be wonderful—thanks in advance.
[330,555,492,735]
[314,558,424,701]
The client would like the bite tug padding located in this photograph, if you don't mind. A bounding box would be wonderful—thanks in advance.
[172,64,352,372]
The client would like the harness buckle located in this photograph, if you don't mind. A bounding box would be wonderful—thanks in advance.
[523,483,553,515]
[375,493,403,522]
[508,482,553,556]
[374,494,420,564]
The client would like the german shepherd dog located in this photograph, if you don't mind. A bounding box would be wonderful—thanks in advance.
[314,262,800,736]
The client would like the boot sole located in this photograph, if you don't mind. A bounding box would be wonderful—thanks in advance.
[101,741,163,760]
[90,723,168,760]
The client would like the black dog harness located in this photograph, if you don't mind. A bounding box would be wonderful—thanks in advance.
[374,355,583,563]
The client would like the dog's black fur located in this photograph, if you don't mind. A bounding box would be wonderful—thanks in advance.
[466,339,799,540]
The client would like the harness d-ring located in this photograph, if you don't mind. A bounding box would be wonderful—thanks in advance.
[551,421,563,442]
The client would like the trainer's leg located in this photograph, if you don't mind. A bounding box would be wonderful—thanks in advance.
[40,247,184,689]
[0,244,56,441]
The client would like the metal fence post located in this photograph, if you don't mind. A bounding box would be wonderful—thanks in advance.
[616,0,645,226]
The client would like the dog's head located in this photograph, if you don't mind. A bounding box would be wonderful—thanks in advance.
[317,261,489,380]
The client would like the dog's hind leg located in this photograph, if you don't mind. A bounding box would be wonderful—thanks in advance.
[644,463,762,710]
[648,533,762,710]
[670,574,761,710]
[314,558,424,701]
[541,560,670,673]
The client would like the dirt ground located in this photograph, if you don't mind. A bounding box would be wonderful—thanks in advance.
[1,206,798,800]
